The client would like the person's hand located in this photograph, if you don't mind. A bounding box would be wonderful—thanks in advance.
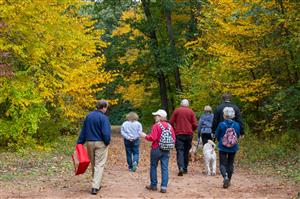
[211,133,215,139]
[140,132,147,138]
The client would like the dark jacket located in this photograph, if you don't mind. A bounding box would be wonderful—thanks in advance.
[212,101,244,135]
[77,110,111,145]
[215,119,240,153]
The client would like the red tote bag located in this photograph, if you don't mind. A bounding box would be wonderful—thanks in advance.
[72,144,90,175]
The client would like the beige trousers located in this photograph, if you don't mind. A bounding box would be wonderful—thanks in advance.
[87,141,108,189]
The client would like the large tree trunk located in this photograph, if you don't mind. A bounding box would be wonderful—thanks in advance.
[164,5,182,92]
[158,72,169,112]
[141,0,169,113]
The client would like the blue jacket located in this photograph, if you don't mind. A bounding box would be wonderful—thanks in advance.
[198,113,214,136]
[77,110,111,145]
[212,101,244,135]
[215,119,240,153]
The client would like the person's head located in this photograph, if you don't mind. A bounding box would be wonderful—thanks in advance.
[152,109,167,123]
[223,107,235,119]
[204,105,212,113]
[180,99,189,107]
[126,112,139,122]
[222,93,232,102]
[96,100,109,113]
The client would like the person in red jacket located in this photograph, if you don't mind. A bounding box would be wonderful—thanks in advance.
[140,109,175,193]
[170,99,198,176]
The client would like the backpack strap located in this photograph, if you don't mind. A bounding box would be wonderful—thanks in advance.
[223,120,234,129]
[158,122,170,130]
[166,123,171,131]
[158,122,164,129]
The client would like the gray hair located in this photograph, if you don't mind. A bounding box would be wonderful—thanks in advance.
[126,112,139,121]
[180,99,189,107]
[96,100,109,110]
[223,107,235,119]
[204,105,212,112]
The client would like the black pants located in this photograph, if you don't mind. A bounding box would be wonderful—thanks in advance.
[201,133,212,145]
[219,151,236,180]
[175,134,193,171]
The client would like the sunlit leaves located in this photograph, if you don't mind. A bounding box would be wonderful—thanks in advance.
[0,0,114,148]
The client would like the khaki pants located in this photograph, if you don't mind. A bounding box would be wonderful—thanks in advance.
[87,141,108,189]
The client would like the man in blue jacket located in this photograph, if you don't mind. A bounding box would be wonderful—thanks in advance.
[77,100,111,195]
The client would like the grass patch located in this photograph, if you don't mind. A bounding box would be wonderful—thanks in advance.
[237,131,300,183]
[0,135,77,181]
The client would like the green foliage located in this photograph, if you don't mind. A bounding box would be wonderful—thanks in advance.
[0,75,48,149]
[35,118,80,145]
[238,130,300,182]
[0,0,113,150]
[108,101,137,125]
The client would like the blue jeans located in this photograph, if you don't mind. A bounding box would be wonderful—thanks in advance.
[124,139,140,169]
[150,148,170,189]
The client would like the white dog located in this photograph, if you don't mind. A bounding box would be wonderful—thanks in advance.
[203,139,217,176]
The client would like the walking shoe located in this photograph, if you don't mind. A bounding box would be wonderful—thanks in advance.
[183,169,188,174]
[160,188,167,193]
[146,185,157,191]
[223,177,230,189]
[91,188,99,195]
[178,168,184,176]
[132,162,137,172]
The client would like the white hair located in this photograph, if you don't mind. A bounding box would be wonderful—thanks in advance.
[181,99,189,107]
[223,107,235,119]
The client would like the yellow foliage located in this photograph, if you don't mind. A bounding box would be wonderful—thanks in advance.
[182,0,286,110]
[112,24,131,36]
[118,48,140,65]
[0,0,115,121]
[116,73,151,108]
[121,9,143,21]
[117,84,145,108]
[112,9,145,38]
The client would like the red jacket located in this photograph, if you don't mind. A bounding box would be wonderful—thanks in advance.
[145,121,176,149]
[170,106,198,135]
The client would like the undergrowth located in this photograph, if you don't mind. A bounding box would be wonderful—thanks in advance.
[238,130,300,182]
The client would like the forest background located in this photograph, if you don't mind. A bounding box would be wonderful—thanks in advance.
[0,0,299,182]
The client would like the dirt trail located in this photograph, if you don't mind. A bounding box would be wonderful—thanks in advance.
[0,134,299,198]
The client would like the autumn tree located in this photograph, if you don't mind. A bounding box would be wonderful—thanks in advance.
[93,0,201,118]
[0,0,113,148]
[184,0,300,134]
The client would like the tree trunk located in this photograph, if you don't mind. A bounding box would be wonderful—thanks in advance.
[164,5,183,92]
[278,0,299,82]
[141,0,169,113]
[158,72,169,112]
[188,0,202,39]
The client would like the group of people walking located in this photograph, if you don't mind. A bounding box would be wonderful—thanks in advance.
[76,93,244,195]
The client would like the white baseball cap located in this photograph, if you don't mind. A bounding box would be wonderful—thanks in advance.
[152,109,167,118]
